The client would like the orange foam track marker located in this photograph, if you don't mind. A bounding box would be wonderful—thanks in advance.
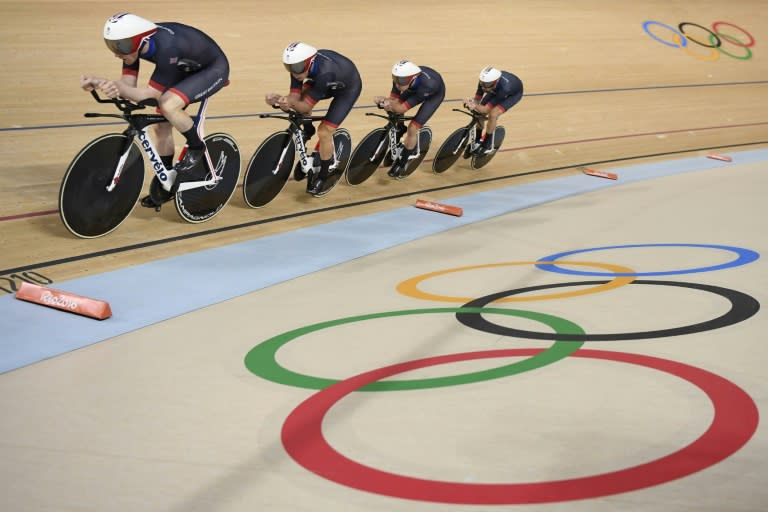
[707,153,732,162]
[15,282,112,320]
[582,167,618,180]
[415,199,463,217]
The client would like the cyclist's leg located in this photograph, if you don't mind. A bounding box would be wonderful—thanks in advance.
[140,121,176,208]
[311,83,360,185]
[401,90,443,160]
[478,82,522,154]
[153,122,175,168]
[158,92,203,169]
[162,59,229,175]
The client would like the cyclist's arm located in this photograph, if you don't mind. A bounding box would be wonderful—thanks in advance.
[381,97,409,114]
[279,92,313,113]
[111,79,162,102]
[469,101,492,115]
[80,75,108,91]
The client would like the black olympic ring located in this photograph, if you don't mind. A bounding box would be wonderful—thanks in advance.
[456,280,760,341]
[678,22,721,48]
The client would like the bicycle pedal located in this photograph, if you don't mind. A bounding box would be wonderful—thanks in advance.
[293,161,307,181]
[140,195,163,212]
[388,165,403,178]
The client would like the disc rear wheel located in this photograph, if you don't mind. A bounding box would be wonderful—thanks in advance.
[471,126,505,170]
[399,126,432,179]
[175,133,241,223]
[310,128,353,197]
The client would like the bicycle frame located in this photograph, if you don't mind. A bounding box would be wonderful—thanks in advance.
[364,110,418,163]
[451,108,488,154]
[85,91,219,193]
[259,111,337,174]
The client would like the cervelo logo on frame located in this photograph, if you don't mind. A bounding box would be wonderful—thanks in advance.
[642,20,756,61]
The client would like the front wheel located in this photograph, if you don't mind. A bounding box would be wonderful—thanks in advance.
[242,131,294,208]
[344,127,389,186]
[432,127,471,174]
[399,126,432,179]
[471,126,505,170]
[59,133,144,238]
[175,133,241,223]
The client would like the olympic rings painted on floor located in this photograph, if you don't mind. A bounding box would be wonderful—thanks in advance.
[456,280,760,341]
[642,20,756,61]
[536,243,759,277]
[396,261,636,303]
[281,347,759,504]
[244,307,584,391]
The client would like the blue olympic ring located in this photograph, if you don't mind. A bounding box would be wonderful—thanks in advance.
[536,243,759,277]
[643,21,691,48]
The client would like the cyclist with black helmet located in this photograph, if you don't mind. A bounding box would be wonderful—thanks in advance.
[265,42,362,195]
[80,12,230,207]
[464,66,524,155]
[374,60,445,178]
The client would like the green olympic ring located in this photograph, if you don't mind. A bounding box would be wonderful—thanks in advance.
[244,307,584,391]
[710,32,753,60]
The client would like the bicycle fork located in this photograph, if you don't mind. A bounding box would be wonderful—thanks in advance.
[105,129,143,193]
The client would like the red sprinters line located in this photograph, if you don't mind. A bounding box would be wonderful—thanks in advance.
[0,209,58,222]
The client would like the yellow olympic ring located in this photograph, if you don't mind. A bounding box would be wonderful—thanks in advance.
[396,261,636,303]
[675,34,720,62]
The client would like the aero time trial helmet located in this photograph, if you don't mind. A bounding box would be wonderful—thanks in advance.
[103,13,157,55]
[283,42,318,74]
[479,66,502,89]
[391,60,421,86]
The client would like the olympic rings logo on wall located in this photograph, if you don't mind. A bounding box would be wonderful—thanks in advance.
[642,20,756,61]
[244,243,761,505]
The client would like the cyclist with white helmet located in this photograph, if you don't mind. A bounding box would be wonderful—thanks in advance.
[374,60,445,178]
[265,42,362,195]
[80,13,230,207]
[464,66,524,155]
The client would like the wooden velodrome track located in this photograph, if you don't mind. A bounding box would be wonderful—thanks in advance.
[1,1,767,511]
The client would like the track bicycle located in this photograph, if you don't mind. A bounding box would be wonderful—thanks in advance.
[345,109,432,185]
[431,108,505,173]
[242,110,352,207]
[59,90,241,238]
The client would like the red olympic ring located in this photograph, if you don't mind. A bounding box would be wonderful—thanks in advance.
[712,21,756,47]
[282,348,758,504]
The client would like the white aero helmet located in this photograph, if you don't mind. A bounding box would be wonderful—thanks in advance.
[479,66,502,88]
[103,13,157,55]
[283,42,318,74]
[391,60,421,86]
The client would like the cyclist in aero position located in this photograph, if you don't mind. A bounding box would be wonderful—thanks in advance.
[265,42,362,195]
[80,13,230,208]
[464,66,523,155]
[374,60,445,178]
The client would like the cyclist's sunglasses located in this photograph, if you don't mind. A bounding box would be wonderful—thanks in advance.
[105,37,138,55]
[284,60,310,74]
[392,75,414,86]
[480,80,497,91]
